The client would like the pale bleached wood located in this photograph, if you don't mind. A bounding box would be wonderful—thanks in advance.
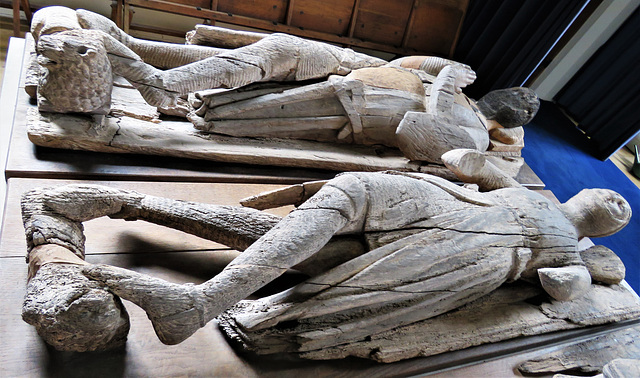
[580,245,626,285]
[240,180,329,210]
[19,183,284,351]
[442,149,521,191]
[29,7,538,169]
[37,169,632,356]
[24,33,39,99]
[603,359,640,378]
[4,181,636,376]
[26,107,459,176]
[185,24,267,48]
[221,283,640,363]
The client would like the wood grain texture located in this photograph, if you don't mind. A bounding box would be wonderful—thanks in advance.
[26,106,440,174]
[519,324,640,374]
[16,172,633,361]
[1,178,293,258]
[6,36,335,184]
[2,178,637,376]
[28,10,535,173]
[124,0,467,57]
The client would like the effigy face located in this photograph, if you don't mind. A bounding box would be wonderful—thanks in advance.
[18,7,637,371]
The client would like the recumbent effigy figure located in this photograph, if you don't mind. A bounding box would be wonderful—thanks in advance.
[21,149,632,357]
[29,6,539,164]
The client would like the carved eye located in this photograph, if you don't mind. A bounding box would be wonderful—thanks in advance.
[76,46,89,55]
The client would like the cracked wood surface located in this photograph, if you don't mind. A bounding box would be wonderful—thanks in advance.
[221,283,640,363]
[7,35,337,183]
[23,82,535,181]
[13,28,543,184]
[25,106,438,174]
[518,323,640,374]
[15,172,634,359]
[3,178,638,376]
[26,8,539,175]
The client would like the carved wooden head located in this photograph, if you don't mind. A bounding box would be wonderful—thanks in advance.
[36,29,113,115]
[561,188,632,238]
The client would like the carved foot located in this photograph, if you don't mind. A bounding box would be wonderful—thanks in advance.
[452,64,476,92]
[83,264,207,345]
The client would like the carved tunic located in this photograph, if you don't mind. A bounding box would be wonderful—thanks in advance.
[222,172,583,351]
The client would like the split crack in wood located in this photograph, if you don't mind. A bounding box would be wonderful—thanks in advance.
[108,117,121,146]
[297,281,460,295]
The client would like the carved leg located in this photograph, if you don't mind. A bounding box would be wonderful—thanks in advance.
[85,207,351,344]
[84,175,364,344]
[21,187,131,352]
[21,184,279,350]
[441,148,521,191]
[104,32,384,108]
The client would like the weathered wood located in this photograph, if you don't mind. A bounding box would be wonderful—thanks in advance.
[518,324,640,374]
[240,180,329,210]
[580,245,626,285]
[8,40,333,184]
[27,167,631,357]
[186,24,267,48]
[124,0,467,58]
[603,359,640,378]
[2,179,635,376]
[442,149,521,191]
[221,283,640,363]
[2,178,294,258]
[28,9,538,172]
[26,106,458,176]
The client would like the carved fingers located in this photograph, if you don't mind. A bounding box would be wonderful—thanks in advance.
[451,64,476,93]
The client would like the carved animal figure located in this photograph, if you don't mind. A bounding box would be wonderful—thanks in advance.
[36,29,112,114]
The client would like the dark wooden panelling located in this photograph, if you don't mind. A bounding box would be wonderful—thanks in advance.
[217,0,287,24]
[353,0,414,46]
[405,2,465,56]
[121,0,468,57]
[164,0,210,8]
[289,0,355,35]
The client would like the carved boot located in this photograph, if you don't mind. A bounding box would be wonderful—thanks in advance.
[83,264,210,345]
